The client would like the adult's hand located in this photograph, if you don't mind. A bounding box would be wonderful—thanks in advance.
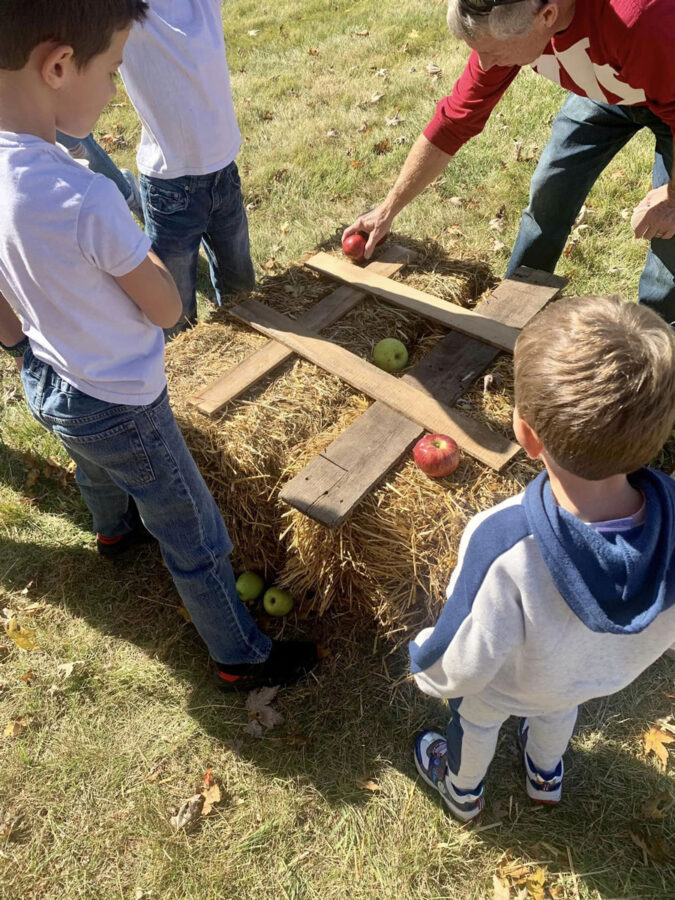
[630,184,675,241]
[342,204,394,261]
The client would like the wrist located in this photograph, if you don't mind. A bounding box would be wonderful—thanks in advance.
[1,334,28,358]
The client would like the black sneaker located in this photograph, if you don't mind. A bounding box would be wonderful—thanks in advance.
[96,501,155,559]
[213,639,319,692]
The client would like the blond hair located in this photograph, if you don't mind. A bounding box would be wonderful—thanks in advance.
[514,296,675,479]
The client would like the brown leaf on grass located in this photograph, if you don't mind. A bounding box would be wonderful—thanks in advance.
[353,29,370,37]
[642,791,675,820]
[629,821,672,864]
[356,778,381,792]
[0,809,23,842]
[548,886,564,900]
[20,670,36,685]
[177,605,191,623]
[281,731,311,747]
[373,140,391,156]
[643,727,674,770]
[308,47,319,56]
[663,692,675,700]
[4,618,39,651]
[200,769,222,817]
[3,717,31,739]
[170,794,204,831]
[244,686,284,738]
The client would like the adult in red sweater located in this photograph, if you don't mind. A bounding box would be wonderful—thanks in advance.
[344,0,675,322]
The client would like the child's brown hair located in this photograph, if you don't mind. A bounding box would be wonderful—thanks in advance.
[0,0,147,71]
[514,296,675,479]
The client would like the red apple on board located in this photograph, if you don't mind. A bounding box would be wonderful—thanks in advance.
[342,232,367,261]
[413,434,460,478]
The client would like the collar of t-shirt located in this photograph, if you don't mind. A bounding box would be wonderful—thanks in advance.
[586,494,647,534]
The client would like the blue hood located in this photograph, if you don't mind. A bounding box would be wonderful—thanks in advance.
[523,468,675,634]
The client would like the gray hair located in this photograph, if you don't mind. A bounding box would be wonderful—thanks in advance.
[447,0,543,41]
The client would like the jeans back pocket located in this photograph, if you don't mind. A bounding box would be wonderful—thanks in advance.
[55,420,156,488]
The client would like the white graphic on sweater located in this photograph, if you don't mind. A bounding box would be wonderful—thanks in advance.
[532,38,646,105]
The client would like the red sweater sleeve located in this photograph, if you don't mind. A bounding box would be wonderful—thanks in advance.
[423,51,520,155]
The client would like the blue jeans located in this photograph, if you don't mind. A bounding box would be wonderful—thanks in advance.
[21,347,271,666]
[56,132,141,215]
[141,162,256,338]
[506,95,675,324]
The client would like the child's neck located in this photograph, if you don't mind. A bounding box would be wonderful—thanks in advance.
[0,73,56,143]
[545,461,643,523]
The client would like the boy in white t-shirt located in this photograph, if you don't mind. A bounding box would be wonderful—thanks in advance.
[0,0,318,691]
[121,1,255,337]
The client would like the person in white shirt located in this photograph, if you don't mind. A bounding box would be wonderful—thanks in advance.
[0,0,318,691]
[121,1,255,337]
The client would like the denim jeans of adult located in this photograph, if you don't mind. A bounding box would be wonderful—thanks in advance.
[21,346,271,666]
[56,131,134,205]
[506,94,675,324]
[141,162,256,338]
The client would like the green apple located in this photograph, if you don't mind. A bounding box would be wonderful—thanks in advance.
[372,338,408,373]
[263,587,294,617]
[236,571,265,602]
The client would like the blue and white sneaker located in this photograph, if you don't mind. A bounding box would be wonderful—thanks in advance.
[413,729,485,823]
[518,720,563,804]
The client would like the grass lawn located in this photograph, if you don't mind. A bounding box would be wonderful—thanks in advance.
[1,2,674,898]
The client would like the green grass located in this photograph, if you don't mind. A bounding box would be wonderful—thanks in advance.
[1,2,674,898]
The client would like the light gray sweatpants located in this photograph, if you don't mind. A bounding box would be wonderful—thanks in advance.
[446,695,578,791]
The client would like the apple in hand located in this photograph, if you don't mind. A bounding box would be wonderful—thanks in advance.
[372,338,408,372]
[263,587,294,617]
[413,434,460,477]
[236,571,265,602]
[342,232,368,261]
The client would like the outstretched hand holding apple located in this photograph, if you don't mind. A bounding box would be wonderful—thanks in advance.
[342,203,393,260]
[630,183,675,241]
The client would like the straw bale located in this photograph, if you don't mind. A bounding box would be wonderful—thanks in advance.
[165,250,675,643]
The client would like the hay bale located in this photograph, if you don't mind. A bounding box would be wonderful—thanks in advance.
[166,251,538,640]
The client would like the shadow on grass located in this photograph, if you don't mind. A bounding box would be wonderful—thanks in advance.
[2,532,674,897]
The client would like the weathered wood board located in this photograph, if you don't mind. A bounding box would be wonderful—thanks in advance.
[280,267,567,526]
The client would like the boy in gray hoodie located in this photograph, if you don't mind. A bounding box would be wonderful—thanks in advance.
[410,296,675,822]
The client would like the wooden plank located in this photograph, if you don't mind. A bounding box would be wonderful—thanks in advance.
[188,246,416,416]
[281,267,566,526]
[305,251,521,352]
[229,298,519,470]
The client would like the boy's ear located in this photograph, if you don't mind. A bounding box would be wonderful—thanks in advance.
[513,407,544,460]
[40,44,76,90]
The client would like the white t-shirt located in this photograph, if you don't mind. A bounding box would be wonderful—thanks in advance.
[120,0,241,179]
[0,134,165,405]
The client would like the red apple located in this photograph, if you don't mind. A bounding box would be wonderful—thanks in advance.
[413,434,460,478]
[342,232,367,261]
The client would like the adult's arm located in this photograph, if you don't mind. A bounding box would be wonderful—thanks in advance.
[343,52,519,258]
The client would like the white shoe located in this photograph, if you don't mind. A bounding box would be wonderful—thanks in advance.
[413,729,484,822]
[518,720,563,804]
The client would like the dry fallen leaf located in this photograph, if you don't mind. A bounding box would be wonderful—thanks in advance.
[353,29,370,37]
[629,821,672,864]
[5,617,39,652]
[0,809,23,842]
[280,222,290,234]
[170,794,204,831]
[492,874,510,900]
[369,92,385,104]
[326,129,340,139]
[642,791,674,820]
[356,778,381,792]
[57,660,84,681]
[3,717,30,739]
[385,112,404,127]
[20,670,36,685]
[427,62,442,75]
[643,727,674,771]
[308,47,319,56]
[245,685,285,737]
[247,29,259,36]
[177,605,191,622]
[373,139,391,155]
[200,769,222,817]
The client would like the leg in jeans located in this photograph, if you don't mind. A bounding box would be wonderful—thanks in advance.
[203,162,256,305]
[140,174,205,338]
[56,131,142,217]
[445,696,507,792]
[522,706,578,774]
[506,95,640,278]
[21,350,271,665]
[639,112,675,322]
